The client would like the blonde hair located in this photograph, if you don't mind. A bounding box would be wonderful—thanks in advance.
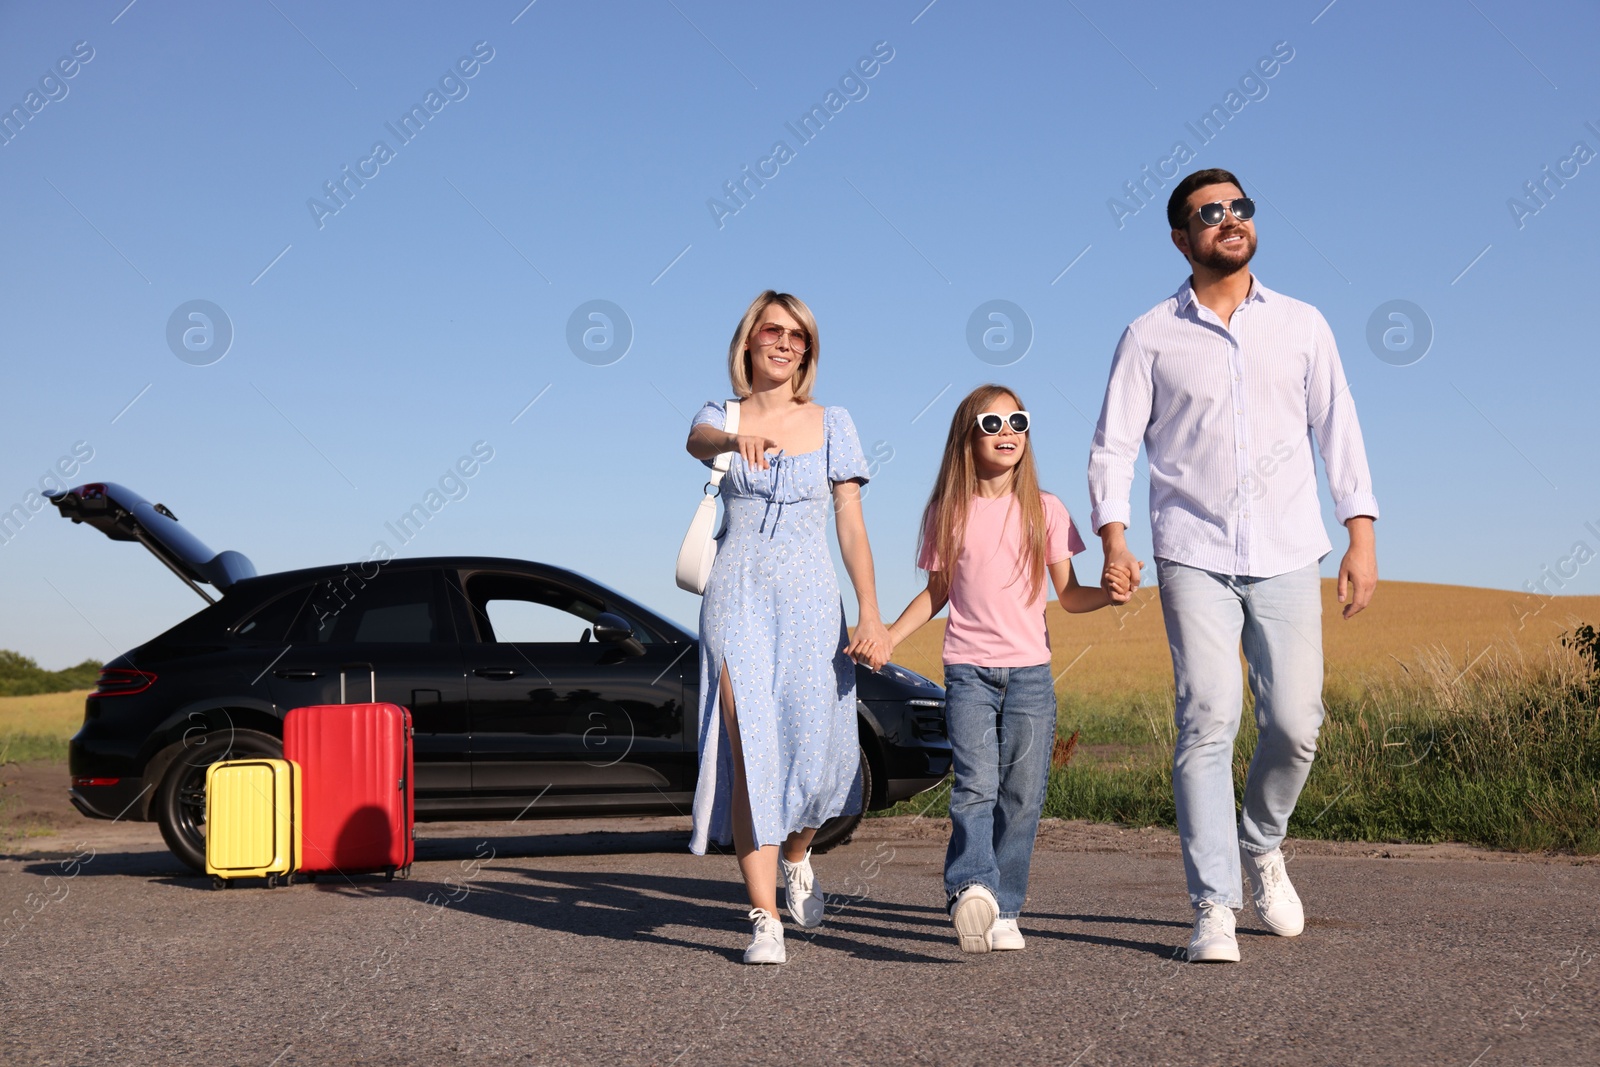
[725,290,819,401]
[917,384,1048,599]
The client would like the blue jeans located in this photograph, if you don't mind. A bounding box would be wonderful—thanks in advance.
[1157,559,1325,908]
[942,663,1057,919]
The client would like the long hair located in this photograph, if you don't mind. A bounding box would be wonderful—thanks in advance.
[917,384,1048,599]
[725,290,820,401]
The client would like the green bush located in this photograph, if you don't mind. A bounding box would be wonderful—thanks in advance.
[0,650,101,697]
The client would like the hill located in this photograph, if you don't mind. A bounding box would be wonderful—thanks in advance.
[888,579,1600,699]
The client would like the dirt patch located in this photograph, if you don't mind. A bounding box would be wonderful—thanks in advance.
[0,759,79,841]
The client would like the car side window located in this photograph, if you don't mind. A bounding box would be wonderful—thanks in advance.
[290,569,446,645]
[233,585,314,641]
[464,573,651,645]
[482,598,592,644]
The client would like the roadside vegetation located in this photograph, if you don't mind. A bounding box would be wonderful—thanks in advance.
[888,625,1600,854]
[0,651,96,765]
[0,650,100,697]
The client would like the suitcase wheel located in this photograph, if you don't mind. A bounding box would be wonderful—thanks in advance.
[285,872,297,887]
[266,874,279,889]
[384,866,395,882]
[397,865,412,880]
[211,875,227,891]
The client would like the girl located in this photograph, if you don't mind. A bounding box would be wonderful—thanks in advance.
[684,290,890,964]
[886,384,1137,952]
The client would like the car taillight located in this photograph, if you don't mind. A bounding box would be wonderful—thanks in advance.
[71,777,120,786]
[93,668,157,697]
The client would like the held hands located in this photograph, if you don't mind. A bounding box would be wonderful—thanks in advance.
[1102,559,1143,604]
[845,619,893,672]
[731,432,780,471]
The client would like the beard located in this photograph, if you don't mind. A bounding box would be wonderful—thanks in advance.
[1193,228,1256,273]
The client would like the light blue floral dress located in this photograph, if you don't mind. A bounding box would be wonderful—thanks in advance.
[688,401,868,855]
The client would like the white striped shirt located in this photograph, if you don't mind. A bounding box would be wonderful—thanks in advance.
[1088,276,1379,578]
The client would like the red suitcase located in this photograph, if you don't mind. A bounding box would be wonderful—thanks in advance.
[283,667,414,881]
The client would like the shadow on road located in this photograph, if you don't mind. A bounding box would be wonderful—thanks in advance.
[449,866,954,965]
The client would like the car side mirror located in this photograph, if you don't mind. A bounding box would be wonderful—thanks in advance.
[593,612,645,657]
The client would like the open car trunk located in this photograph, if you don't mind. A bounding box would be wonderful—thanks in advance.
[46,482,256,602]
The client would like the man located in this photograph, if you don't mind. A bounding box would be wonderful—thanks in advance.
[1087,167,1379,963]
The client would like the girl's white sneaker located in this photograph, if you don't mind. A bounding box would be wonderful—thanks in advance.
[951,884,998,953]
[988,917,1025,951]
[744,907,786,965]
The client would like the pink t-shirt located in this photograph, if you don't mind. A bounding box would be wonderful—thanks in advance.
[917,491,1087,668]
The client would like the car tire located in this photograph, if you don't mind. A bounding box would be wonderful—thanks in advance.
[810,745,873,855]
[155,728,283,873]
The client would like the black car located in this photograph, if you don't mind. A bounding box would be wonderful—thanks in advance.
[48,483,951,871]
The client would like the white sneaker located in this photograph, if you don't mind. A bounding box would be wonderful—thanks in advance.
[781,849,824,928]
[988,917,1025,951]
[743,907,786,965]
[951,885,998,954]
[1241,845,1305,937]
[1187,901,1240,963]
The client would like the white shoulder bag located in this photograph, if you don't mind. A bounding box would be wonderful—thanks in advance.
[674,400,740,594]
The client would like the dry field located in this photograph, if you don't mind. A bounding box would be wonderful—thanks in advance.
[888,579,1600,699]
[0,689,88,746]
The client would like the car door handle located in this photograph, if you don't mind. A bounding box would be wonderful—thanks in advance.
[274,669,320,680]
[473,667,520,679]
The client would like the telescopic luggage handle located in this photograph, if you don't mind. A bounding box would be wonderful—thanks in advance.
[339,662,376,704]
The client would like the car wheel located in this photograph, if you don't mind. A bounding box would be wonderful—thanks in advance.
[155,728,283,873]
[810,746,873,855]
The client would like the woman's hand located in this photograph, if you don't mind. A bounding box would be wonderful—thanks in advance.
[731,432,779,470]
[846,619,893,671]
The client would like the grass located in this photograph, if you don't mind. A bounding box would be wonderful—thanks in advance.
[0,689,89,764]
[881,585,1600,854]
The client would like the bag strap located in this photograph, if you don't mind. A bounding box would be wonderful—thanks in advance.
[706,400,741,491]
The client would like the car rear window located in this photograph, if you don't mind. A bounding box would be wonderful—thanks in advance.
[233,586,314,642]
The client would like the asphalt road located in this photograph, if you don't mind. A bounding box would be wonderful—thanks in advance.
[1,812,1596,1067]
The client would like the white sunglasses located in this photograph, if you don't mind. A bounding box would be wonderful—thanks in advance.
[975,411,1030,435]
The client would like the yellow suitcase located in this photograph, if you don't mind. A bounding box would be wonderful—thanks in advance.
[205,758,301,889]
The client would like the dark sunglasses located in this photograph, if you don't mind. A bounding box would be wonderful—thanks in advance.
[975,410,1030,435]
[1192,197,1255,227]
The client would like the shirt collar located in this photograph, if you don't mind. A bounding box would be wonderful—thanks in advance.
[1175,274,1270,313]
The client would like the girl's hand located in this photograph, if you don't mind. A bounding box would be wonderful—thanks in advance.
[731,432,779,470]
[1104,560,1143,603]
[846,619,892,671]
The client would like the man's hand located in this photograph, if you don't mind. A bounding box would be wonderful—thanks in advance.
[1104,560,1142,604]
[1098,523,1143,598]
[1337,516,1377,620]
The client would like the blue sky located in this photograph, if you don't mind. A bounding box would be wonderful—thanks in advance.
[2,0,1597,669]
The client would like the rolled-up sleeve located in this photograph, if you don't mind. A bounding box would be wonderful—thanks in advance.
[1306,312,1380,525]
[1088,326,1152,535]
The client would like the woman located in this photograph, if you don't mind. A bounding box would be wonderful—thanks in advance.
[685,290,890,964]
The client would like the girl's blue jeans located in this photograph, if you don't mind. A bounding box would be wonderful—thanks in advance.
[942,662,1057,919]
